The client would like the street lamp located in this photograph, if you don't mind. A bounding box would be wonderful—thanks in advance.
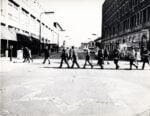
[39,11,54,55]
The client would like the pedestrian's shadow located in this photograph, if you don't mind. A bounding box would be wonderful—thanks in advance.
[33,63,47,65]
[52,61,61,64]
[98,68,140,70]
[40,66,140,70]
[41,67,83,69]
[13,61,24,63]
[39,66,56,68]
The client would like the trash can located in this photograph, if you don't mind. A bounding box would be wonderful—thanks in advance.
[5,50,8,57]
[17,50,23,60]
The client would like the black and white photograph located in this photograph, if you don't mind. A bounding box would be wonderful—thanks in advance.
[0,0,150,116]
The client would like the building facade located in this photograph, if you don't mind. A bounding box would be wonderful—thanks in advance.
[0,0,60,57]
[102,0,150,53]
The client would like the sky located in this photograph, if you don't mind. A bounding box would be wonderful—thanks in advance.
[39,0,105,47]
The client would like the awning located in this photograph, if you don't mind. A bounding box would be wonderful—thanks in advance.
[1,26,17,41]
[17,33,31,44]
[31,33,39,40]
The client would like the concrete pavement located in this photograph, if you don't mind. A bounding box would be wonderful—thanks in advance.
[0,57,150,116]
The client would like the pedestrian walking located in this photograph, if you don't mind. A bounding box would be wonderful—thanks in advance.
[83,49,93,69]
[59,48,70,68]
[113,46,120,69]
[128,47,138,70]
[23,47,30,63]
[43,46,50,64]
[135,48,141,66]
[71,46,80,68]
[66,47,70,60]
[104,47,110,64]
[141,47,150,70]
[68,48,72,61]
[27,47,33,62]
[97,48,104,69]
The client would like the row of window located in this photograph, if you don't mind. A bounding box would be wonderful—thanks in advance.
[103,6,150,38]
[124,7,150,29]
[103,0,147,23]
[1,0,53,37]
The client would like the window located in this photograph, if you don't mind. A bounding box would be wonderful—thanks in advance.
[140,11,143,24]
[148,7,150,21]
[137,13,140,25]
[130,16,134,28]
[22,8,28,17]
[30,15,36,34]
[7,0,19,21]
[143,9,147,23]
[21,8,29,30]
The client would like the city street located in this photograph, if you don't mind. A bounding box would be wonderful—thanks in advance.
[0,58,150,116]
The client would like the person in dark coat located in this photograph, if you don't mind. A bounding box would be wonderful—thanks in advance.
[59,48,70,68]
[97,48,104,69]
[68,48,72,61]
[113,46,120,69]
[83,49,93,69]
[71,46,80,68]
[104,47,110,64]
[128,47,138,70]
[26,47,33,62]
[141,47,150,70]
[43,46,50,64]
[23,47,30,63]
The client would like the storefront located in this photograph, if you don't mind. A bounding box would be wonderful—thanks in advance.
[103,29,150,59]
[1,25,17,57]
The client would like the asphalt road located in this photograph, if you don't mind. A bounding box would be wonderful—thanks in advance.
[0,58,150,116]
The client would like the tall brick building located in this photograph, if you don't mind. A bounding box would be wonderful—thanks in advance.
[102,0,150,52]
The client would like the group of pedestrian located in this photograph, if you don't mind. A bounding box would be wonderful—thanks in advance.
[58,45,120,69]
[96,45,120,69]
[59,46,80,68]
[58,45,150,70]
[22,45,150,70]
[126,46,150,70]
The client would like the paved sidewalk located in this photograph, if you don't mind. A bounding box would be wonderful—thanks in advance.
[0,57,150,116]
[0,57,150,70]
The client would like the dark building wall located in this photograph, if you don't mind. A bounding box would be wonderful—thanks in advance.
[102,0,150,43]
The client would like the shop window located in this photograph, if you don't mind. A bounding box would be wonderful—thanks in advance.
[140,11,143,24]
[137,13,140,25]
[143,9,147,23]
